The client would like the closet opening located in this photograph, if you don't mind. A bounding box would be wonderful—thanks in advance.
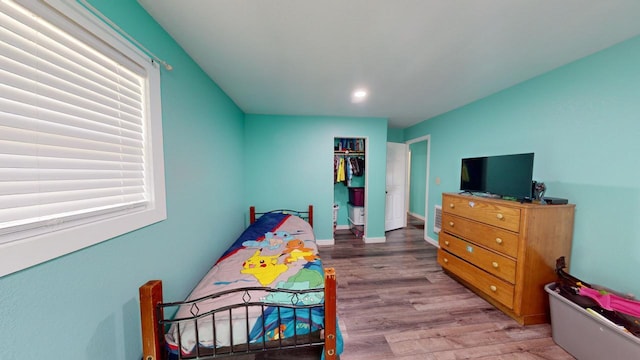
[333,137,366,239]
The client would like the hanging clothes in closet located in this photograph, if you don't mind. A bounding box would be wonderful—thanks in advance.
[335,155,346,183]
[334,154,364,186]
[349,156,364,176]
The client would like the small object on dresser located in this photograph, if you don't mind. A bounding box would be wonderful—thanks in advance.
[532,181,546,201]
[542,197,568,205]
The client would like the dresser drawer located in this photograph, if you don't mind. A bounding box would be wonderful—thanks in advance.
[443,194,521,232]
[441,213,519,258]
[439,232,516,283]
[438,248,514,309]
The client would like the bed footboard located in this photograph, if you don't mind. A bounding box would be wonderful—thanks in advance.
[139,268,338,360]
[140,280,164,360]
[324,268,337,360]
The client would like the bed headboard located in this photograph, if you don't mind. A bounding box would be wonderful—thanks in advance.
[249,205,313,227]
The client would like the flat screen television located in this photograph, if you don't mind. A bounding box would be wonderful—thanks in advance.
[460,153,534,200]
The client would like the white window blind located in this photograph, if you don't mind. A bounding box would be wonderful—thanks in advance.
[0,0,166,275]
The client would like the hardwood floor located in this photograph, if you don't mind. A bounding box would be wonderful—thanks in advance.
[319,217,575,360]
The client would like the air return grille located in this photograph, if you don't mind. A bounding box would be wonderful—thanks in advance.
[434,205,442,233]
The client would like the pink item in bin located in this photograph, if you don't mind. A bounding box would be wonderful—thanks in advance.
[579,286,640,318]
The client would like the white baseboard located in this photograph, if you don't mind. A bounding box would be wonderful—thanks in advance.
[317,238,335,246]
[425,235,439,248]
[363,236,386,243]
[408,212,426,221]
[335,224,350,230]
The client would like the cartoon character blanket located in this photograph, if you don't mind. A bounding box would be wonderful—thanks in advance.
[165,212,341,356]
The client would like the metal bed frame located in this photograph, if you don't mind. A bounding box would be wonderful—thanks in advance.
[249,206,313,228]
[139,205,337,360]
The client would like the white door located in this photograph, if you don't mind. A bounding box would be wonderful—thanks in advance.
[385,142,407,231]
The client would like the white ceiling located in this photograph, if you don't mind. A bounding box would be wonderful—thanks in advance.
[138,0,640,128]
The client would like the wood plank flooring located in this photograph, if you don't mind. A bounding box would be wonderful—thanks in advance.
[319,217,575,360]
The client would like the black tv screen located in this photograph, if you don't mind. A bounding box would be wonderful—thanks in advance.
[460,153,534,199]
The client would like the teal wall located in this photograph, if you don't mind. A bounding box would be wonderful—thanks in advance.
[0,1,246,359]
[404,35,640,297]
[409,141,427,216]
[387,127,404,143]
[244,115,388,241]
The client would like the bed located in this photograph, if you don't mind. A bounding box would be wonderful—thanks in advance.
[139,205,341,360]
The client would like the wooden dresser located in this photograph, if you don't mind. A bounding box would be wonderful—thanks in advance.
[437,193,575,325]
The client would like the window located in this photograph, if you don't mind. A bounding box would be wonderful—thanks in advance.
[0,0,166,276]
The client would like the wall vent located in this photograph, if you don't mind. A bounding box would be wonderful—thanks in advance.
[434,205,442,233]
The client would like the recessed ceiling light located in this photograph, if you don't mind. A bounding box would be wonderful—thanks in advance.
[351,88,368,103]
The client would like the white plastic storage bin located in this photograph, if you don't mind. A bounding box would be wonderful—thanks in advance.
[545,283,640,360]
[347,203,365,225]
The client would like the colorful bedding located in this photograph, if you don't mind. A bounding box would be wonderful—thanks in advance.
[165,212,339,356]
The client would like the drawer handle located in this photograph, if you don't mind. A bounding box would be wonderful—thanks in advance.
[443,258,449,263]
[444,240,450,246]
[490,285,497,292]
[496,213,504,220]
[492,261,499,268]
[448,221,454,227]
[449,203,454,209]
[495,237,503,244]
